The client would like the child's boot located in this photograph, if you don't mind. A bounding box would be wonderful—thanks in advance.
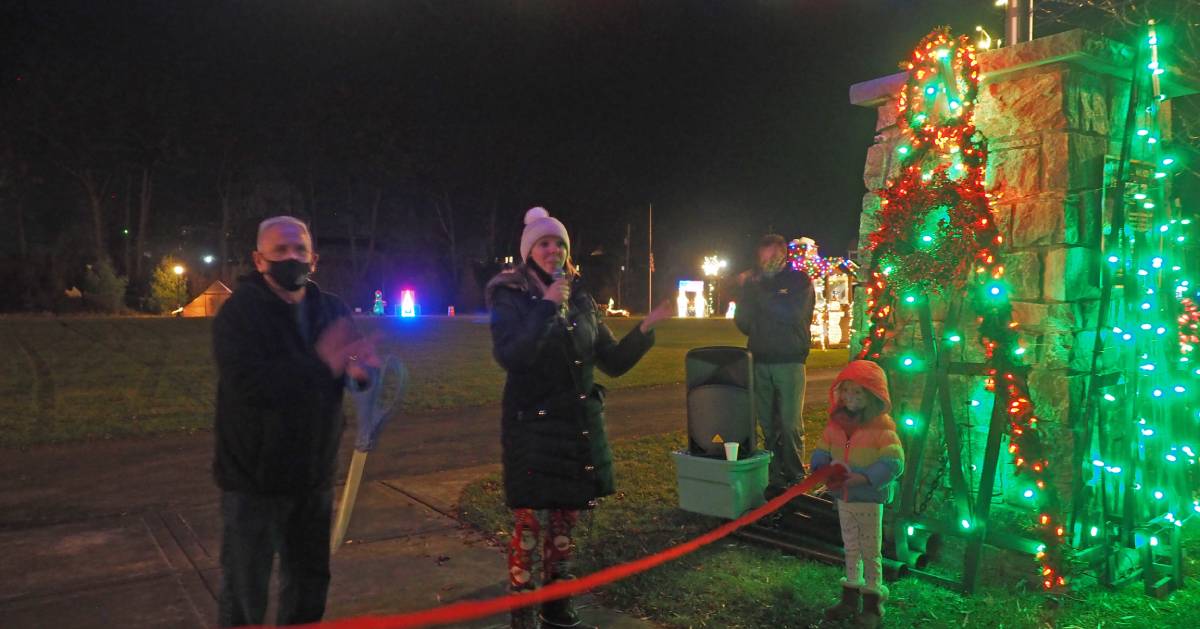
[823,581,861,621]
[857,585,887,628]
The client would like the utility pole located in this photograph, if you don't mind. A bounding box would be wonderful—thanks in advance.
[1005,0,1033,45]
[621,223,631,308]
[648,203,654,313]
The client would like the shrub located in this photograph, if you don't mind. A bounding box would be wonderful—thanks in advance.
[82,258,129,313]
[149,256,188,314]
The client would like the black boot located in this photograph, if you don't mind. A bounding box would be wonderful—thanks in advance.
[823,584,861,621]
[858,589,885,628]
[539,583,597,629]
[510,604,540,629]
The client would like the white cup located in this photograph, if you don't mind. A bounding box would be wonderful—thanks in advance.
[723,442,740,461]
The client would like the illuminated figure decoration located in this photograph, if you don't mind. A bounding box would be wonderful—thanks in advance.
[786,237,858,348]
[372,290,386,316]
[676,280,708,318]
[399,289,417,318]
[605,298,630,317]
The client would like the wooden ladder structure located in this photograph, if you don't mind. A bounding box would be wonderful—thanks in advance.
[887,300,1042,593]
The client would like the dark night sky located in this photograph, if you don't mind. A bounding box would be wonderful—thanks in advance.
[6,0,1013,282]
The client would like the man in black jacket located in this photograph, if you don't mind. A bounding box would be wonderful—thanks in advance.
[735,234,816,498]
[212,216,375,627]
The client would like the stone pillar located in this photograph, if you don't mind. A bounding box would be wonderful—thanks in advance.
[848,30,1196,504]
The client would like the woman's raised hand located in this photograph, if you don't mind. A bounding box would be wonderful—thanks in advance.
[639,299,674,333]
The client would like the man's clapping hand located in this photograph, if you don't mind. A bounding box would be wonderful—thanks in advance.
[316,318,379,379]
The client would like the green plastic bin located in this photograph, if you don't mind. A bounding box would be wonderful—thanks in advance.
[672,450,773,519]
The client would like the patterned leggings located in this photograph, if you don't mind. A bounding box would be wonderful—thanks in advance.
[508,508,579,590]
[836,500,884,592]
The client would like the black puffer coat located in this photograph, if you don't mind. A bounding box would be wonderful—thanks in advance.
[487,266,655,510]
[212,272,351,495]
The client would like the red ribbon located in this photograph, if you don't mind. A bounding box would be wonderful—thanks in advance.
[266,465,837,629]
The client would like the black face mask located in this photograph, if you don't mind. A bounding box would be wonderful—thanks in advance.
[264,258,311,291]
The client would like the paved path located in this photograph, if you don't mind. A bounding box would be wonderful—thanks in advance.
[0,370,837,628]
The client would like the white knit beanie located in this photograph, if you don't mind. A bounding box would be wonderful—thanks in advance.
[520,207,570,262]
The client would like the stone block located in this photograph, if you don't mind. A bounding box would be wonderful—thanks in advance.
[1046,303,1082,331]
[986,144,1041,199]
[1040,331,1074,370]
[1042,131,1107,192]
[876,103,899,131]
[1108,81,1132,143]
[1065,188,1103,247]
[1012,332,1046,366]
[1012,194,1068,247]
[992,203,1014,247]
[1063,69,1111,135]
[1043,246,1100,302]
[1027,368,1073,425]
[1002,251,1042,301]
[1011,189,1102,247]
[960,331,987,364]
[859,193,882,241]
[979,30,1133,78]
[1012,302,1049,333]
[863,142,893,190]
[976,69,1067,139]
[1011,302,1080,335]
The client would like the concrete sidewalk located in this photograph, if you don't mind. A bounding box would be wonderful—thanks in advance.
[0,464,658,628]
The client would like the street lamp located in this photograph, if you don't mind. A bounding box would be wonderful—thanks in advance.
[173,265,187,311]
[202,255,215,265]
[701,255,727,278]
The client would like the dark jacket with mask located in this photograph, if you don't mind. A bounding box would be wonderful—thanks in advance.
[486,265,655,510]
[734,266,816,364]
[212,272,351,495]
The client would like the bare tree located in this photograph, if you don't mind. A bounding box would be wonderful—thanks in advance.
[430,185,460,287]
[216,137,245,282]
[0,145,31,260]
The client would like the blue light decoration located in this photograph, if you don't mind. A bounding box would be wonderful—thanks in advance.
[400,289,417,318]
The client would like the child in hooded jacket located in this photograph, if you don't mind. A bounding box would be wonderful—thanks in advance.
[810,360,904,628]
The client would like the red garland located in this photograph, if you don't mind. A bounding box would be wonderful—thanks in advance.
[870,163,995,295]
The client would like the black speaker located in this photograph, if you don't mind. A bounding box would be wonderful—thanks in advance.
[685,346,756,458]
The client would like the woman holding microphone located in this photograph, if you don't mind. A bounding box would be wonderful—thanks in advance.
[486,207,672,629]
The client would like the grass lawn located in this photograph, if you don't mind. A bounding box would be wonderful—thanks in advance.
[458,412,1198,628]
[0,316,847,447]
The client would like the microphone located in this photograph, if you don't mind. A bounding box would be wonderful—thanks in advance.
[552,268,569,318]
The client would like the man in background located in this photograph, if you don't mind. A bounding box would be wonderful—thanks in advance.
[735,234,816,499]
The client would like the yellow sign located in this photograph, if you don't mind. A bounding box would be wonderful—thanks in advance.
[712,434,725,444]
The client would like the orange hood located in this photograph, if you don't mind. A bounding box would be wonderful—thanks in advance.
[828,360,892,415]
